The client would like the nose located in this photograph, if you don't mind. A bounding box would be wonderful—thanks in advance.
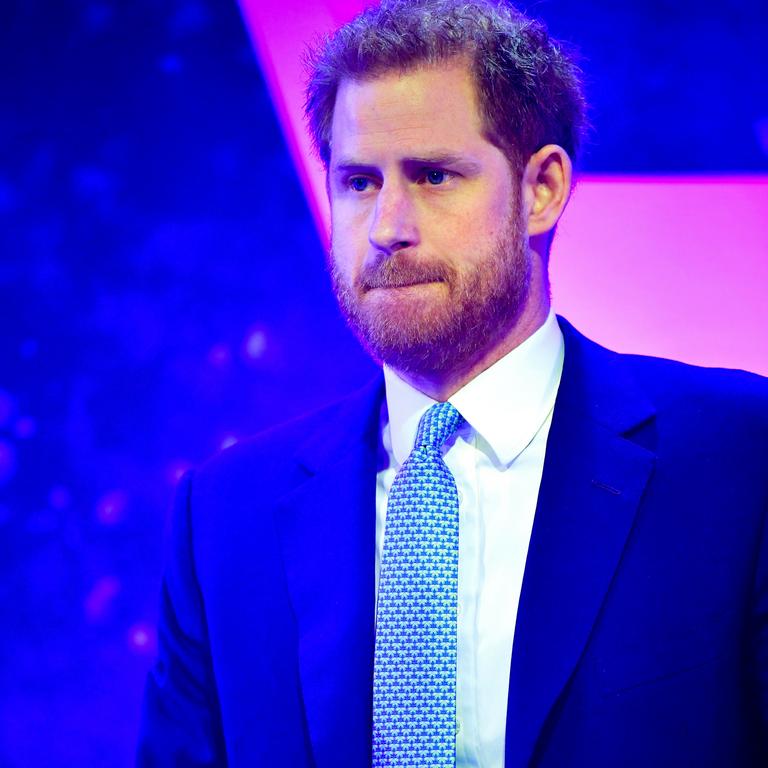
[368,179,419,254]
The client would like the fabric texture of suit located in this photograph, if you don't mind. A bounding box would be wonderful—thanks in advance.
[138,317,768,766]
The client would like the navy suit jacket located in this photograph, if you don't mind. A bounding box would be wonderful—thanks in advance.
[138,318,768,766]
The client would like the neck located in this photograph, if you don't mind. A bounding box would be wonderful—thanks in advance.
[395,289,551,402]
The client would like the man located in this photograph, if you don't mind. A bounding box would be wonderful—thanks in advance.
[138,0,768,765]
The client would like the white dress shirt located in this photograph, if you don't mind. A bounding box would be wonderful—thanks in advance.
[376,310,564,767]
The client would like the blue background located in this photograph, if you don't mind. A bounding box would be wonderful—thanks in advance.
[1,0,766,764]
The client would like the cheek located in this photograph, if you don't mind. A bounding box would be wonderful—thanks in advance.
[331,196,378,261]
[437,180,515,243]
[330,223,363,283]
[484,175,516,218]
[473,187,518,246]
[434,201,507,257]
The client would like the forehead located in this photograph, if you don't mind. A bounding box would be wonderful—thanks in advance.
[329,62,488,161]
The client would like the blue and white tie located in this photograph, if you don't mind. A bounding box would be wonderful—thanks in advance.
[373,401,465,767]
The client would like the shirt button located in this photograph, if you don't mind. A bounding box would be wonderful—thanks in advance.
[456,719,462,735]
[457,489,464,505]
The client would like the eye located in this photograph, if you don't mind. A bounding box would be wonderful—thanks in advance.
[424,169,449,185]
[349,176,371,192]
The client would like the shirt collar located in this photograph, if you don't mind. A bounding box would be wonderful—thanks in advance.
[383,310,564,467]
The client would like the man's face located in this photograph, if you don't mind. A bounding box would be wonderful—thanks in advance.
[328,61,533,379]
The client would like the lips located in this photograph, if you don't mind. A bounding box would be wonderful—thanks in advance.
[358,255,453,292]
[364,278,444,290]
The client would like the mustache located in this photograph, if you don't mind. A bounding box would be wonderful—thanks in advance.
[357,253,455,291]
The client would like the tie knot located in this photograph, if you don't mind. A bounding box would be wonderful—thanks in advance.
[414,401,464,453]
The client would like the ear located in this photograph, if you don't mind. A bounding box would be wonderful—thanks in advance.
[521,144,573,237]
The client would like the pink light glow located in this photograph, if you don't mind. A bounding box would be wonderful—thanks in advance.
[552,176,768,374]
[96,490,128,525]
[168,461,192,484]
[207,342,232,367]
[238,0,768,376]
[243,328,267,360]
[128,622,156,654]
[84,575,121,623]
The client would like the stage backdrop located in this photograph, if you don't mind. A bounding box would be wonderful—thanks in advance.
[0,0,766,765]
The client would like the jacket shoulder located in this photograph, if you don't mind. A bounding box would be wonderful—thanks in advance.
[191,376,383,507]
[621,352,768,421]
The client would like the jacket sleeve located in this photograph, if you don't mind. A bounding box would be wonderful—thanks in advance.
[136,471,226,766]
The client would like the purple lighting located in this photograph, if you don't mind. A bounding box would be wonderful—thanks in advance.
[243,328,267,360]
[207,342,232,367]
[84,576,121,623]
[167,461,192,485]
[95,490,128,526]
[128,623,156,655]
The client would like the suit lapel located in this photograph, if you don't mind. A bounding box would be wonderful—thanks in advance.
[505,319,657,767]
[275,378,383,768]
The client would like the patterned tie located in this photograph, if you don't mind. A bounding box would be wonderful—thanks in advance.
[373,401,465,767]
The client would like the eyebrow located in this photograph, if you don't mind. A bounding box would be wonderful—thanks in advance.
[332,152,480,174]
